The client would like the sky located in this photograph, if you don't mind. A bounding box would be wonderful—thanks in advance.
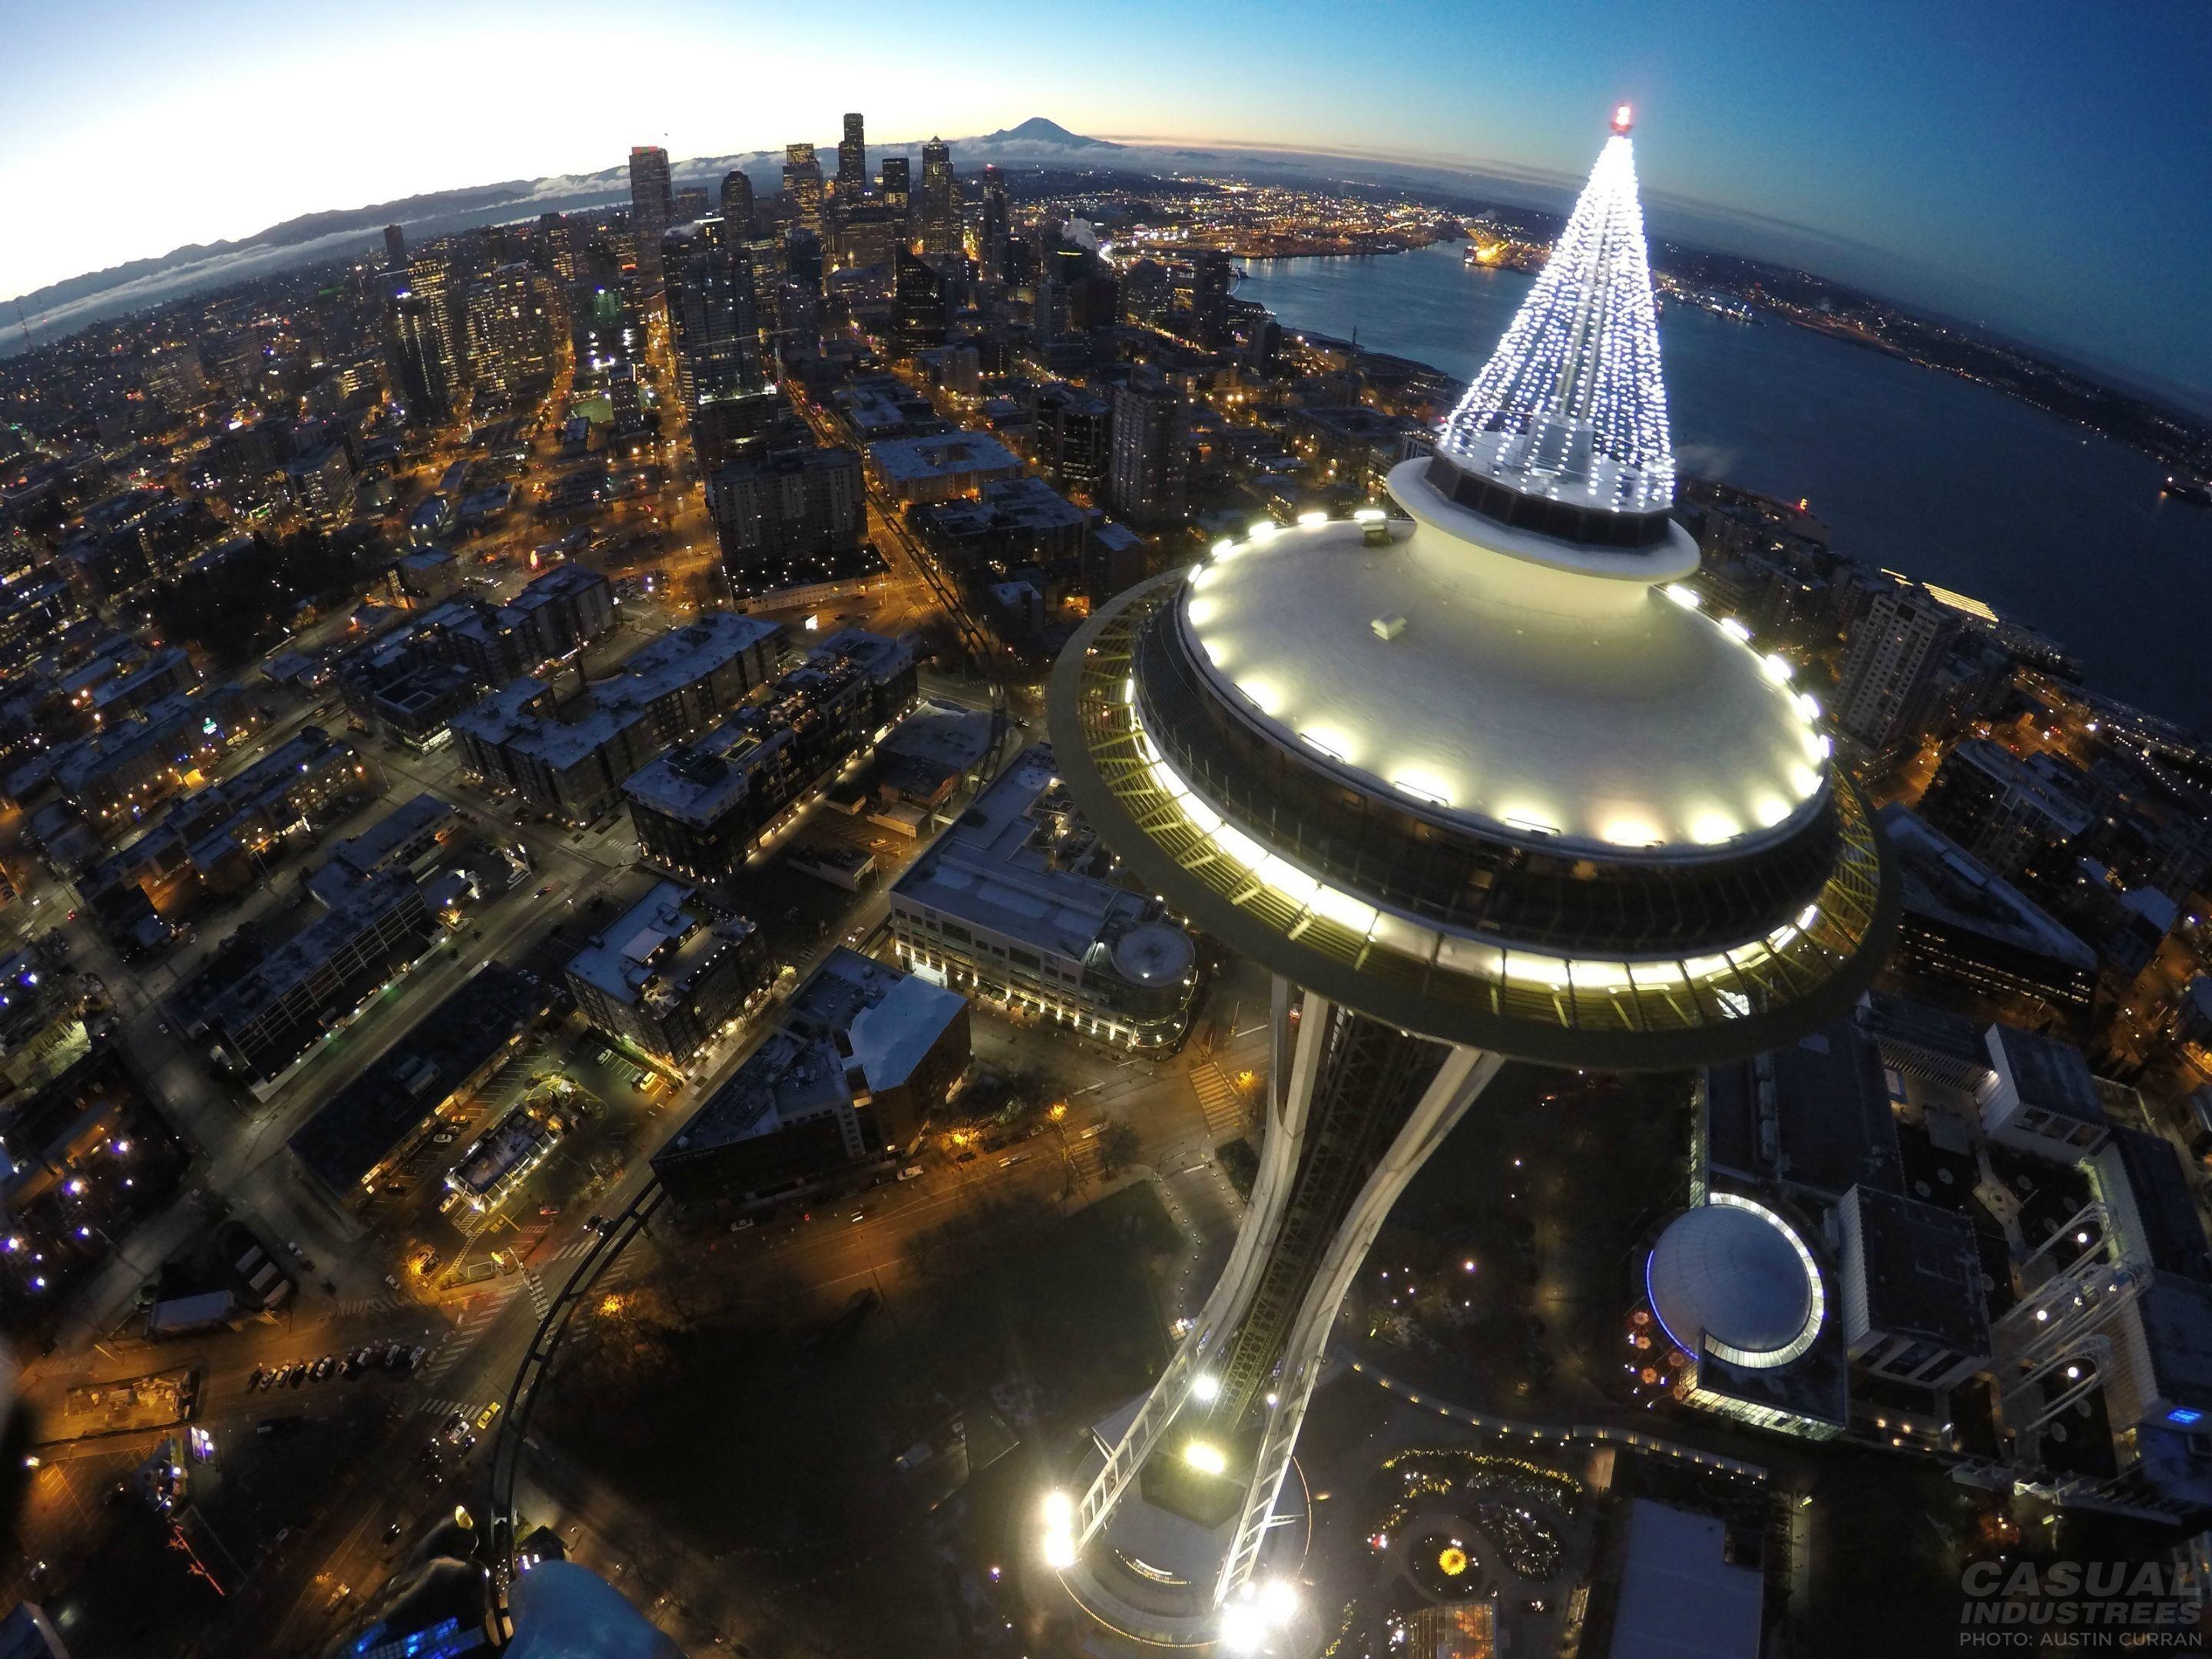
[4,0,2208,399]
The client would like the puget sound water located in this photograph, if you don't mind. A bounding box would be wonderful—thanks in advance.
[1234,241,2212,733]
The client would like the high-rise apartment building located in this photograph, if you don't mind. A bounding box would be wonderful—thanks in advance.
[836,112,867,196]
[919,138,958,254]
[663,232,760,409]
[538,211,576,284]
[628,145,674,286]
[382,224,407,267]
[1836,578,1962,760]
[386,283,461,421]
[707,445,865,579]
[783,142,825,232]
[1190,247,1233,346]
[1108,369,1189,525]
[720,169,755,235]
[462,264,556,406]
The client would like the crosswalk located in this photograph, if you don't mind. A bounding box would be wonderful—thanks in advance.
[333,1291,412,1320]
[522,1270,551,1319]
[416,1286,518,1386]
[419,1395,478,1420]
[1188,1061,1248,1142]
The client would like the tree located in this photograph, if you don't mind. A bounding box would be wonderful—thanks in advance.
[1099,1121,1140,1177]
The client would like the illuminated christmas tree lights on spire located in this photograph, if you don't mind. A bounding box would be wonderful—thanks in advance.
[1440,107,1675,516]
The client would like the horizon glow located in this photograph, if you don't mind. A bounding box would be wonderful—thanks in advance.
[2,0,2206,396]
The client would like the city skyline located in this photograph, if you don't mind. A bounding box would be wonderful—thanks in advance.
[3,0,2209,399]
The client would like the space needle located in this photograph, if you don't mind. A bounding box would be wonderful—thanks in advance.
[1040,107,1899,1647]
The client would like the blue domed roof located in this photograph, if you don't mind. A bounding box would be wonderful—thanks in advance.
[1646,1198,1821,1368]
[505,1561,684,1659]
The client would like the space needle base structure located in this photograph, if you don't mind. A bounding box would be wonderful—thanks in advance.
[1041,108,1896,1650]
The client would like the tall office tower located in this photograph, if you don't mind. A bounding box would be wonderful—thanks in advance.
[879,156,911,221]
[836,111,868,196]
[783,142,825,232]
[720,169,755,236]
[629,145,674,287]
[919,137,959,254]
[892,248,949,354]
[1190,247,1233,347]
[462,264,556,406]
[1041,109,1896,1647]
[382,224,407,267]
[1836,578,1963,760]
[981,164,1011,283]
[1107,369,1189,525]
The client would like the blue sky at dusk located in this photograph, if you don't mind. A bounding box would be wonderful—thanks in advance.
[4,0,2207,397]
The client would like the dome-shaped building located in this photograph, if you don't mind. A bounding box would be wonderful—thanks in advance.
[1647,1194,1825,1369]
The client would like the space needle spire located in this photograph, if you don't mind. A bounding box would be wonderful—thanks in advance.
[1438,104,1676,531]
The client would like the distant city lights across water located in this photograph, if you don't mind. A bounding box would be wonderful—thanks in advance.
[1236,242,2212,732]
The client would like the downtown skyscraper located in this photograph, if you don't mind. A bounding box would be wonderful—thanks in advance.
[918,137,959,255]
[629,145,674,286]
[836,112,867,197]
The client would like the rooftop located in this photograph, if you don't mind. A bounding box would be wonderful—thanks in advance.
[1841,1183,1989,1356]
[1705,1019,1902,1200]
[893,745,1181,967]
[287,964,542,1194]
[1879,806,2096,971]
[565,882,755,1015]
[1985,1022,2104,1125]
[1180,502,1826,855]
[1647,1196,1822,1369]
[1605,1499,1762,1659]
[865,429,1022,485]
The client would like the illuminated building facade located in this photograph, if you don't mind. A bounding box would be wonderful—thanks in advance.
[889,746,1200,1051]
[1040,111,1896,1647]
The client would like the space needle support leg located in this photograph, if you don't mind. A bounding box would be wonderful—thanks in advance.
[1072,980,1336,1548]
[1211,1041,1505,1607]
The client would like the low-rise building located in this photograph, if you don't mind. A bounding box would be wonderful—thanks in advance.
[304,791,459,906]
[889,745,1199,1050]
[1877,806,2098,1030]
[1976,1022,2107,1161]
[186,869,438,1090]
[864,429,1023,505]
[565,882,771,1068]
[287,964,546,1209]
[455,612,784,822]
[651,948,968,1205]
[625,631,916,882]
[1835,1183,1992,1395]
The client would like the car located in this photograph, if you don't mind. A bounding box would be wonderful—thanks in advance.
[286,1241,309,1262]
[729,1217,754,1232]
[536,885,553,898]
[848,1211,866,1225]
[286,1361,309,1386]
[246,1366,267,1391]
[382,1522,403,1544]
[432,1131,454,1144]
[955,1151,977,1164]
[384,1274,402,1291]
[897,1165,925,1182]
[310,1356,335,1381]
[475,1401,502,1430]
[406,1344,427,1367]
